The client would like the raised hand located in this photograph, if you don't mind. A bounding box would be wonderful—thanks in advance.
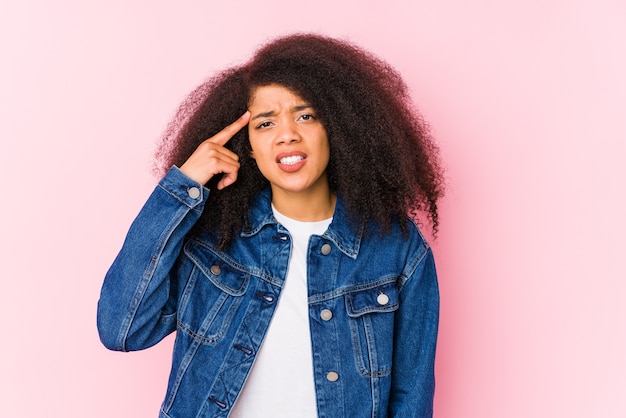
[180,111,250,189]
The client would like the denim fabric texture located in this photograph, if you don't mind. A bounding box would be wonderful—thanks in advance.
[97,166,439,418]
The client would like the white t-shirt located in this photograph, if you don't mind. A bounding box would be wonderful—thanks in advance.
[230,206,332,417]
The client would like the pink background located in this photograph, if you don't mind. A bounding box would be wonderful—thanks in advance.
[1,1,625,417]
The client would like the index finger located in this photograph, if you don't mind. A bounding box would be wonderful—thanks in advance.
[210,111,251,146]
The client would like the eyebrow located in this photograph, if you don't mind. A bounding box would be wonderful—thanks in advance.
[250,105,314,121]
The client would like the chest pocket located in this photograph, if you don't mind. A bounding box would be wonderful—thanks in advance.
[178,241,250,345]
[345,280,399,377]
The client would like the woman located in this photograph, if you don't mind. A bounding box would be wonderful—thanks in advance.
[97,33,444,418]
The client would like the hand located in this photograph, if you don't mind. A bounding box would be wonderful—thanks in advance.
[180,111,250,189]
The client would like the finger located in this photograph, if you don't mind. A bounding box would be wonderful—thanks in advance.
[198,141,240,163]
[217,171,237,190]
[180,149,240,185]
[211,111,251,146]
[213,144,240,162]
[216,165,240,190]
[206,155,241,176]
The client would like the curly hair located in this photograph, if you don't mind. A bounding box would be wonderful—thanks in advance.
[155,33,444,248]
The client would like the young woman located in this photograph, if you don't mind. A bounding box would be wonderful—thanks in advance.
[97,33,444,418]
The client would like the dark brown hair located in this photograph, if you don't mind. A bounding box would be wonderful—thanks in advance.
[156,33,444,247]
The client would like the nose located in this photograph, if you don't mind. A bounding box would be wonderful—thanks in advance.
[275,120,301,145]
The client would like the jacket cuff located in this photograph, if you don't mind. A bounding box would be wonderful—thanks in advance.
[158,166,210,209]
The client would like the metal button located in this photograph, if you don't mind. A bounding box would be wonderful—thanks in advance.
[377,293,389,305]
[210,265,221,275]
[188,187,200,199]
[326,371,339,382]
[320,309,333,321]
[321,244,331,255]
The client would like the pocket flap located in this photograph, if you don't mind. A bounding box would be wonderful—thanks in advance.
[345,282,399,318]
[184,241,249,296]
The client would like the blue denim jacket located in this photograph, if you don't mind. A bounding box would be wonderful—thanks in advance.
[97,166,439,418]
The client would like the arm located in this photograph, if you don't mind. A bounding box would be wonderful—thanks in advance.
[96,166,208,351]
[97,112,250,352]
[389,242,440,417]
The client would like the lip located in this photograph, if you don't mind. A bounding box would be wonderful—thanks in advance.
[276,151,307,173]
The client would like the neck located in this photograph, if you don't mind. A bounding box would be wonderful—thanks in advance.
[271,186,336,221]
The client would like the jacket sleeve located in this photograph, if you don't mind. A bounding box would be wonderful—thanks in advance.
[97,166,209,352]
[388,239,440,417]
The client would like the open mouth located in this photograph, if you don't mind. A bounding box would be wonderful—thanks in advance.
[279,155,305,165]
[276,151,307,172]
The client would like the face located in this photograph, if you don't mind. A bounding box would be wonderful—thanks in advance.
[248,84,330,199]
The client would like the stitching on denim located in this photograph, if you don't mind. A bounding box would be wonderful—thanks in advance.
[308,276,397,304]
[349,315,393,378]
[162,336,203,411]
[178,264,198,315]
[349,315,367,374]
[157,181,204,214]
[176,294,243,345]
[183,249,250,296]
[397,237,430,292]
[116,205,189,351]
[185,239,283,287]
[345,282,400,317]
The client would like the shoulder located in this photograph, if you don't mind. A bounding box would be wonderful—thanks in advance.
[365,216,429,255]
[360,217,432,284]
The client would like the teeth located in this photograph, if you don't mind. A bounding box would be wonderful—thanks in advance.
[279,156,304,165]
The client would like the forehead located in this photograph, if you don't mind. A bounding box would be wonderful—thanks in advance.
[248,84,310,108]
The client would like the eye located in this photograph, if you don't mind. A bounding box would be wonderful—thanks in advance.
[256,121,273,129]
[298,113,316,121]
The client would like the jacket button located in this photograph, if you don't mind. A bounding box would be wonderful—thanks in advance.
[320,309,333,321]
[188,187,200,199]
[210,265,221,275]
[377,293,389,305]
[326,371,339,382]
[321,244,331,255]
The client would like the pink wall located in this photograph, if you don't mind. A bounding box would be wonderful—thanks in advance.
[1,1,625,417]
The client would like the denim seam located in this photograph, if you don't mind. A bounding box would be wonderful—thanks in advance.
[184,251,251,296]
[115,205,189,351]
[162,335,204,411]
[349,315,366,374]
[157,184,205,214]
[309,276,397,304]
[178,264,198,316]
[348,314,393,378]
[176,293,243,345]
[186,239,283,288]
[370,374,379,418]
[397,243,430,292]
[363,313,392,377]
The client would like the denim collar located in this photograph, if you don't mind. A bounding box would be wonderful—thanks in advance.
[241,188,363,260]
